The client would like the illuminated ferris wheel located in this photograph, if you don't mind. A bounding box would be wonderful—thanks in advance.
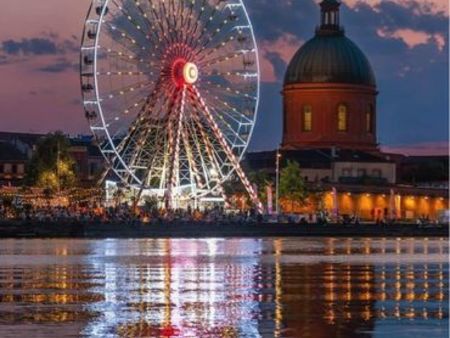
[80,0,262,210]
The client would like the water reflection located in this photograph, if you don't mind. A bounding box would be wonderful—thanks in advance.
[0,238,447,337]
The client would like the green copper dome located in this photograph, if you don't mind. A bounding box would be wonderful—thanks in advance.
[284,1,376,87]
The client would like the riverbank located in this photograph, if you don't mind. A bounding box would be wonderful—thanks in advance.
[0,221,447,238]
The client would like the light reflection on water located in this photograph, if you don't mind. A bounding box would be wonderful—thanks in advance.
[0,238,447,338]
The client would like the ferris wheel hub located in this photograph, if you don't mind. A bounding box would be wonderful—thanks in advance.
[183,62,198,84]
[172,60,198,86]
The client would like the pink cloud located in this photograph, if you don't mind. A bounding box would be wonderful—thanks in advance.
[382,142,449,156]
[0,0,90,40]
[377,27,446,51]
[259,33,303,83]
[0,53,87,135]
[341,0,448,17]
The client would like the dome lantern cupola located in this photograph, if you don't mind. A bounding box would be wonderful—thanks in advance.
[284,0,376,87]
[319,0,342,33]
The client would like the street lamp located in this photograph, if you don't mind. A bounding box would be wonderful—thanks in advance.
[275,149,282,214]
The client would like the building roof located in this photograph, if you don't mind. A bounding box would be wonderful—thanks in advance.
[0,131,45,146]
[284,1,376,87]
[70,137,103,157]
[245,149,393,172]
[0,131,103,158]
[0,142,27,162]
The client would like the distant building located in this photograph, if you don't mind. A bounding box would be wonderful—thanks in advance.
[0,141,27,185]
[0,132,104,187]
[69,136,104,186]
[246,149,396,185]
[398,155,449,189]
[245,0,448,220]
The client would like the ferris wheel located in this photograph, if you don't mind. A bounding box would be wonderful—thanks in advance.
[80,0,262,211]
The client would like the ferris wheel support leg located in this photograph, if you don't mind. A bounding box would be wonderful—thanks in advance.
[97,166,111,187]
[165,87,186,210]
[189,86,263,214]
[217,182,232,210]
[181,123,203,191]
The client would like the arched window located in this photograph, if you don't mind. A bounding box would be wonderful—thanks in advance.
[303,105,313,132]
[366,104,374,133]
[337,104,348,132]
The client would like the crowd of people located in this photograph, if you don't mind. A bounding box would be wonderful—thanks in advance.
[0,200,263,225]
[0,197,442,226]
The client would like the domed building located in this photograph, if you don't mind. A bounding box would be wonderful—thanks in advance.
[282,0,378,151]
[245,0,448,221]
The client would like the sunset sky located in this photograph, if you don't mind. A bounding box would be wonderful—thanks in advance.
[0,0,448,155]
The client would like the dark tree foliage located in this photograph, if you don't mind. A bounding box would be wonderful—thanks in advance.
[279,160,308,209]
[26,132,77,191]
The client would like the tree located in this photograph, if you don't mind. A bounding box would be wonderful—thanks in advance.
[279,160,307,212]
[223,170,273,209]
[248,170,273,204]
[26,132,77,191]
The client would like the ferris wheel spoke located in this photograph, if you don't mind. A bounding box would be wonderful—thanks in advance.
[129,0,174,53]
[100,80,152,100]
[200,79,258,102]
[194,30,242,63]
[156,0,174,43]
[99,45,148,66]
[164,86,186,207]
[192,2,241,53]
[202,97,254,130]
[189,0,233,52]
[196,83,255,124]
[195,17,235,54]
[176,0,197,46]
[139,0,172,49]
[198,47,256,69]
[162,0,180,43]
[103,24,148,59]
[182,0,210,50]
[109,0,166,56]
[203,69,258,81]
[101,10,163,63]
[96,70,154,77]
[101,49,156,70]
[147,1,177,48]
[174,0,193,45]
[180,119,204,190]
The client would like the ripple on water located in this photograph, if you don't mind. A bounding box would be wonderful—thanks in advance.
[0,238,447,338]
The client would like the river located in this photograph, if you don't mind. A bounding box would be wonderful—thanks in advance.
[0,238,447,337]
